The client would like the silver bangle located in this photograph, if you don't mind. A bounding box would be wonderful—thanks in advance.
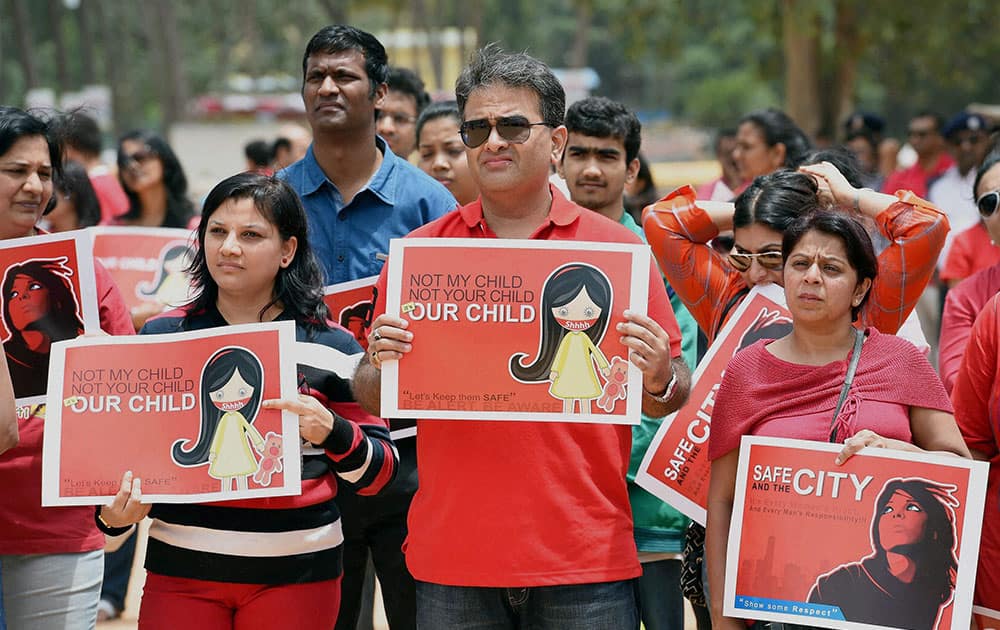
[644,370,678,403]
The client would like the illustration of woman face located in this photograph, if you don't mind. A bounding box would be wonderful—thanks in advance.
[7,273,50,330]
[210,367,255,412]
[552,286,603,332]
[878,490,929,550]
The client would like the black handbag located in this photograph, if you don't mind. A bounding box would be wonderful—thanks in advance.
[680,520,707,607]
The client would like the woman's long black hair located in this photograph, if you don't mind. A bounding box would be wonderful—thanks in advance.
[510,263,612,382]
[185,172,329,332]
[733,169,820,232]
[171,346,264,466]
[870,478,960,604]
[116,130,195,228]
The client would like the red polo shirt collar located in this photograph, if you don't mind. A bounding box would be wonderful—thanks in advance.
[459,185,581,233]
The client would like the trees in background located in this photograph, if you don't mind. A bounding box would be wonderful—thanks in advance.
[1,0,998,138]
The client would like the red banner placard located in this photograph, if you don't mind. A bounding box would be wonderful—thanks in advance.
[725,436,987,630]
[0,231,100,405]
[42,322,300,505]
[91,226,196,313]
[636,284,790,523]
[381,238,650,424]
[323,276,377,350]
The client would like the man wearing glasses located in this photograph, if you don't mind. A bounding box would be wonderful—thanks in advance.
[279,24,456,630]
[354,45,691,628]
[931,112,996,287]
[376,67,430,159]
[881,112,954,198]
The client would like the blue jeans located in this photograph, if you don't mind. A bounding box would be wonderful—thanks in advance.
[415,579,639,630]
[636,559,684,630]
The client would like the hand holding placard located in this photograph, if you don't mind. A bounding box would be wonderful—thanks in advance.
[367,314,412,367]
[98,470,151,528]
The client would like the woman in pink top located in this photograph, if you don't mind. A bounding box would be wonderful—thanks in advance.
[704,210,969,630]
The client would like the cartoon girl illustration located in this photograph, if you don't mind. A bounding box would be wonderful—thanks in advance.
[1,257,85,398]
[171,346,266,491]
[137,243,195,307]
[510,263,616,414]
[808,477,960,629]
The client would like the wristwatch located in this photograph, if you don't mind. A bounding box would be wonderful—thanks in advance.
[644,370,678,402]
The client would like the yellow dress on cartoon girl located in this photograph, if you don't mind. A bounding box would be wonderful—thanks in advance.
[549,330,610,400]
[154,270,193,306]
[208,410,265,479]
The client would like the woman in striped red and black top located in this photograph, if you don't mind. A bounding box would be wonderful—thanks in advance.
[97,172,397,630]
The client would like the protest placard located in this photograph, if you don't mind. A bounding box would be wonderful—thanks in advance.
[42,321,300,505]
[0,230,99,406]
[381,238,649,424]
[91,226,196,313]
[323,275,377,350]
[724,436,987,630]
[636,283,790,523]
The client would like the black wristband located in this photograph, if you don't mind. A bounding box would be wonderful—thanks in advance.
[94,507,133,537]
[320,411,356,454]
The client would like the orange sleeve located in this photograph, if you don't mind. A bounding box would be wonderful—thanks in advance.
[951,294,1000,459]
[642,185,746,340]
[861,191,949,334]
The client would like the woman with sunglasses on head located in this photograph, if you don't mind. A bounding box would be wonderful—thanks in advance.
[705,210,969,630]
[643,160,947,342]
[940,150,1000,395]
[96,172,397,630]
[0,106,133,629]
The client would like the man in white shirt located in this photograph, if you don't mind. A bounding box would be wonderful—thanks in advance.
[928,112,992,268]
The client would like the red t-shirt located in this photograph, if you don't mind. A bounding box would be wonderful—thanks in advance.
[939,262,1000,394]
[372,187,683,587]
[881,153,954,199]
[940,222,1000,283]
[0,261,134,554]
[951,293,1000,608]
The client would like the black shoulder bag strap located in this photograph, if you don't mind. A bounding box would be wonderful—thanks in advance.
[829,327,865,444]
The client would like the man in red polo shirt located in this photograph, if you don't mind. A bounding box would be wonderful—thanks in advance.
[352,45,691,628]
[881,112,954,198]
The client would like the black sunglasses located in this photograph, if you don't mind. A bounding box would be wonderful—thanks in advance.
[122,148,157,167]
[978,191,1000,218]
[459,116,549,148]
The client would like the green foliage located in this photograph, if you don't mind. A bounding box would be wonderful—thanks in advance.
[682,69,779,128]
[1,0,999,136]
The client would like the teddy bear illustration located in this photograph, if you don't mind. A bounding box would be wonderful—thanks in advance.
[596,356,629,412]
[253,432,283,486]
